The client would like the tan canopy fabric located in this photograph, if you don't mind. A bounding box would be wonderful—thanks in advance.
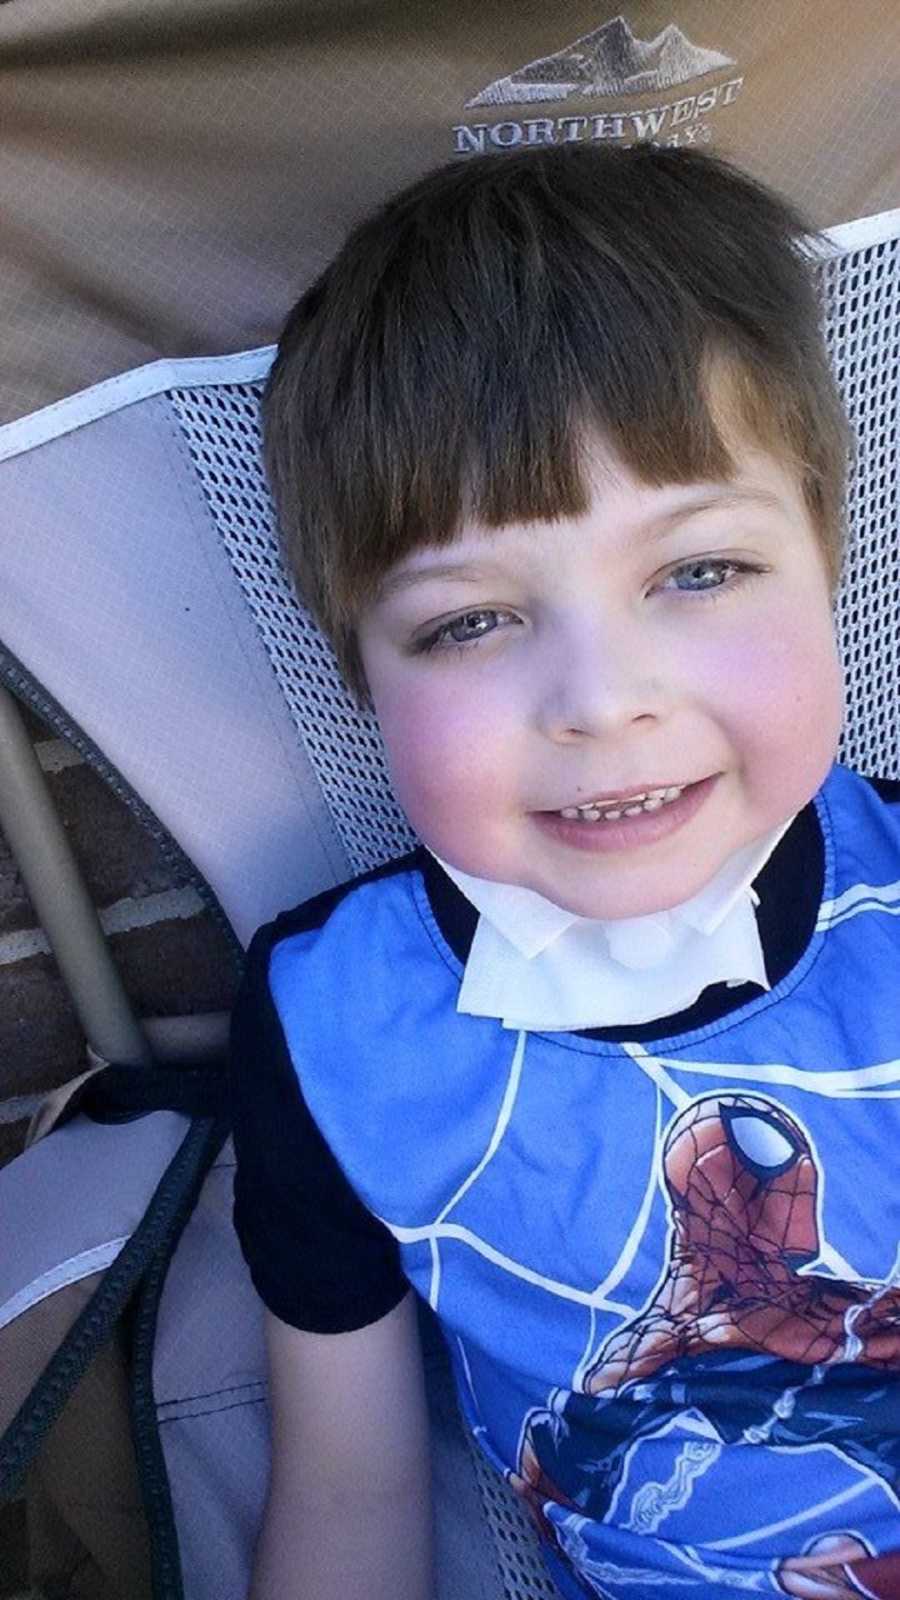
[1,0,898,424]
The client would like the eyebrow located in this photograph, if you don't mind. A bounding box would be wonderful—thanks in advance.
[376,487,785,602]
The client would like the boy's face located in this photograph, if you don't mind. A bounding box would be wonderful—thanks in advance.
[356,436,844,921]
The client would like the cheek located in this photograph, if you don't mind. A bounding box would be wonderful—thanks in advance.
[372,677,508,833]
[701,600,844,764]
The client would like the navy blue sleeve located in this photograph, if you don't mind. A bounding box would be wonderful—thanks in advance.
[228,918,408,1333]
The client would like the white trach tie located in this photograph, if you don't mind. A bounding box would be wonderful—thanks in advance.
[427,817,794,1030]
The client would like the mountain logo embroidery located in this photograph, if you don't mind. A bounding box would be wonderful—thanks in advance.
[466,12,736,109]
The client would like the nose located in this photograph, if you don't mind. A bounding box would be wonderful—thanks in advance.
[534,610,668,741]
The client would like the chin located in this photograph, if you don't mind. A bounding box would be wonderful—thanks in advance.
[544,869,713,922]
[568,895,686,922]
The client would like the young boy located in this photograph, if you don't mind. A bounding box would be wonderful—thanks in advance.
[228,140,900,1600]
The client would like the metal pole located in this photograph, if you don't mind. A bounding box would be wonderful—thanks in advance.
[0,685,154,1068]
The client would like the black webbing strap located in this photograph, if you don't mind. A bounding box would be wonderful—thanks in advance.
[72,1060,228,1124]
[129,1107,231,1600]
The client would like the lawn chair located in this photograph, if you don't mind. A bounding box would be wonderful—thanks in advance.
[0,5,898,1596]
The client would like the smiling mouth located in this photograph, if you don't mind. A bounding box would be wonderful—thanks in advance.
[533,774,720,846]
[544,781,701,820]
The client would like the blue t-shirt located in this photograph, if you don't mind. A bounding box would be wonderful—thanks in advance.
[231,761,900,1600]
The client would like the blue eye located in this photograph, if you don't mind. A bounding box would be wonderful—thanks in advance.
[662,557,758,599]
[415,608,519,654]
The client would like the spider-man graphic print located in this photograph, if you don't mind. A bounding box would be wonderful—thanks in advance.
[512,1093,900,1599]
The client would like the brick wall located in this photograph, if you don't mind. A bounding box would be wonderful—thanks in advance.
[0,694,243,1165]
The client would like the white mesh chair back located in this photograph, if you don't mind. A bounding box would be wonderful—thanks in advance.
[0,217,898,1600]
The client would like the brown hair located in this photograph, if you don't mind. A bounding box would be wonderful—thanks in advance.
[263,141,856,712]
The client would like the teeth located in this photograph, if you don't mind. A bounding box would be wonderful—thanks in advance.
[558,784,686,822]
